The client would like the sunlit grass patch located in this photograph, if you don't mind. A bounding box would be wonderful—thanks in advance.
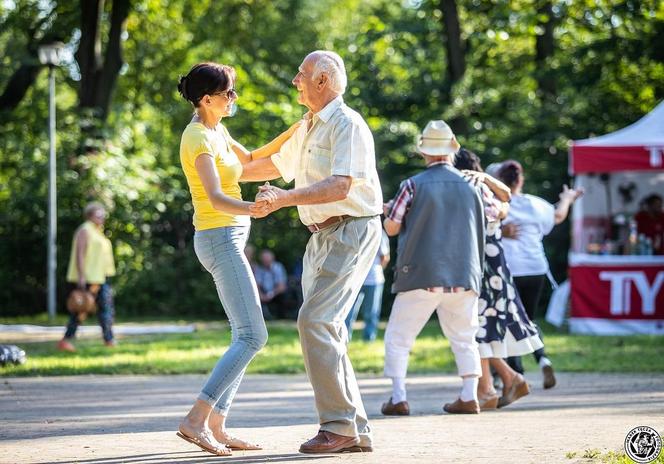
[2,321,663,377]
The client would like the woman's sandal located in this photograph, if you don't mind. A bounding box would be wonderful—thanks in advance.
[215,432,262,451]
[478,393,500,411]
[176,429,232,456]
[498,373,530,408]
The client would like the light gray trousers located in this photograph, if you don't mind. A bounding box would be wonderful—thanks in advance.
[298,216,381,441]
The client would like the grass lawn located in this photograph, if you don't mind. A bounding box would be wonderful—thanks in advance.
[566,448,664,464]
[1,318,663,376]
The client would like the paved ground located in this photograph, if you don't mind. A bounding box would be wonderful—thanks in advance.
[1,372,663,464]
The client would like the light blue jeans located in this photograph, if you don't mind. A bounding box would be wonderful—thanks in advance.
[345,283,384,342]
[193,225,267,414]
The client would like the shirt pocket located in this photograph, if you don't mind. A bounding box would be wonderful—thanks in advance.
[306,144,332,177]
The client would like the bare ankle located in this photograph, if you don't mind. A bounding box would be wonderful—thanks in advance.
[478,388,497,398]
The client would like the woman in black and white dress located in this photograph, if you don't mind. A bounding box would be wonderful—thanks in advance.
[455,149,543,410]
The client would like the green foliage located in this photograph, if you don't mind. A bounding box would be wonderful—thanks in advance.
[1,0,663,316]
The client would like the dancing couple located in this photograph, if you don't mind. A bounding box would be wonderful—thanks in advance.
[175,50,382,455]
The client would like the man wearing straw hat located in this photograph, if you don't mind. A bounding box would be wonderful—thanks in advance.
[381,120,486,415]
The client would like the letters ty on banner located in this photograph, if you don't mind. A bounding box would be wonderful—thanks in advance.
[570,265,664,319]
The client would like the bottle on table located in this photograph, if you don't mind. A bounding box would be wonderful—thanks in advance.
[625,219,638,255]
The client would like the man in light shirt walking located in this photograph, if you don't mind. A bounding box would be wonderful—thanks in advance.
[241,50,383,453]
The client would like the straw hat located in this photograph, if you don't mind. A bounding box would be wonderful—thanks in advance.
[417,120,460,156]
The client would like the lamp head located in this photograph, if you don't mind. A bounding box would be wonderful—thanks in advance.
[38,42,65,67]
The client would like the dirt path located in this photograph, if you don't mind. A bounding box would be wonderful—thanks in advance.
[1,372,662,463]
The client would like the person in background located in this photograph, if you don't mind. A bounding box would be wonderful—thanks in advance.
[57,202,116,352]
[345,230,390,341]
[455,149,543,411]
[255,249,289,319]
[496,160,582,390]
[381,120,486,416]
[635,193,664,254]
[244,244,258,273]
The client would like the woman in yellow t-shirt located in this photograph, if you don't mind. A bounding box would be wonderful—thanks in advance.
[175,62,299,456]
[57,202,116,352]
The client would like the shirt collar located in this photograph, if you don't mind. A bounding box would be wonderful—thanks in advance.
[315,95,344,123]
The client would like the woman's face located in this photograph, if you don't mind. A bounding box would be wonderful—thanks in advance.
[89,208,106,226]
[517,172,525,189]
[211,84,238,118]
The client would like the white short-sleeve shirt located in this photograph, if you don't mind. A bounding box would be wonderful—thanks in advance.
[271,96,383,226]
[501,193,555,277]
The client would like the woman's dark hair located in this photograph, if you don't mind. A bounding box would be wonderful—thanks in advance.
[496,159,523,187]
[454,148,483,172]
[177,62,236,107]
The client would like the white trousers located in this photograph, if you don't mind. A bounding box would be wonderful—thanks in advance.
[384,289,481,379]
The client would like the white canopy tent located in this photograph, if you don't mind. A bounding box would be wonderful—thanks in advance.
[566,101,664,335]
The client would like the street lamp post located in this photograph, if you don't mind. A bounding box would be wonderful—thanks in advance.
[38,42,64,322]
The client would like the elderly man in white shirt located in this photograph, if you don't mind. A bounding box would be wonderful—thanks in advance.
[241,50,383,454]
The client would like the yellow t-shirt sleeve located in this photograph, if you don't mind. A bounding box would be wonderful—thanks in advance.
[182,125,215,165]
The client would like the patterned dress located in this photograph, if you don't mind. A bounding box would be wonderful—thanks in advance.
[461,174,543,358]
[476,221,543,358]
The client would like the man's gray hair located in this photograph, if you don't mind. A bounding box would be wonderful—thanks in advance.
[311,50,347,95]
[422,152,456,164]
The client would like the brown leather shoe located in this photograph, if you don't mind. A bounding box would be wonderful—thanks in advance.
[542,365,556,389]
[498,373,530,408]
[381,397,410,416]
[299,430,360,454]
[443,398,480,414]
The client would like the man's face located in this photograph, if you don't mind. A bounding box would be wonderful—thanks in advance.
[292,55,318,110]
[260,252,273,267]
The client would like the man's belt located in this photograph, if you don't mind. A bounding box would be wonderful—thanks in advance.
[307,215,351,233]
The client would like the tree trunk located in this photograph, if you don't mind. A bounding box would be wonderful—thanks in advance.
[0,10,58,113]
[535,0,557,99]
[76,0,130,120]
[438,0,467,134]
[440,0,465,84]
[95,0,131,119]
[76,0,105,111]
[0,64,41,112]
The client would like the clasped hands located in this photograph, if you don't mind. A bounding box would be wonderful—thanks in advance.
[248,182,287,219]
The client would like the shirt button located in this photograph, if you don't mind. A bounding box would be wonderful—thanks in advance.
[402,266,409,273]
